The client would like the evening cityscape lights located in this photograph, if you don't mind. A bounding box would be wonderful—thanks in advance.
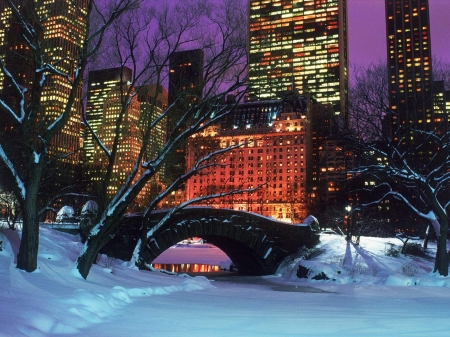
[0,0,448,225]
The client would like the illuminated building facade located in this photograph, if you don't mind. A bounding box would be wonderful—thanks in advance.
[307,100,347,211]
[385,0,433,132]
[137,84,168,201]
[85,79,168,210]
[84,67,133,165]
[92,85,149,210]
[432,80,449,132]
[166,49,204,184]
[186,95,313,223]
[248,0,348,116]
[137,84,168,163]
[0,0,88,184]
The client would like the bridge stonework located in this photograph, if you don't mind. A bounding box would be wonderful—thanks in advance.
[137,208,319,275]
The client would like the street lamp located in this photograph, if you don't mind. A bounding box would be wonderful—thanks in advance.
[345,205,352,240]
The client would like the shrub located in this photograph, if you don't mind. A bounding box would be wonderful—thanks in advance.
[384,243,400,257]
[328,255,344,265]
[297,265,310,278]
[96,254,115,273]
[0,233,4,251]
[311,272,329,280]
[296,265,330,280]
[342,263,369,278]
[280,247,322,274]
[403,243,426,257]
[401,262,418,276]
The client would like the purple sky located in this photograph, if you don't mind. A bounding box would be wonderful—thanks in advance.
[348,0,449,66]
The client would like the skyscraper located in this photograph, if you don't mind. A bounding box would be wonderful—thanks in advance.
[165,49,204,183]
[137,84,168,163]
[0,0,88,179]
[92,84,148,209]
[84,67,133,165]
[385,0,433,132]
[248,0,348,116]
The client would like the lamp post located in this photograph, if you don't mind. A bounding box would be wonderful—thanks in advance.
[345,205,352,241]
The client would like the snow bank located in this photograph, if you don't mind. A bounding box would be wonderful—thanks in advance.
[0,227,214,337]
[279,234,449,288]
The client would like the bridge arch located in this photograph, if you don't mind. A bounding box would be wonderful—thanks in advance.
[137,208,319,275]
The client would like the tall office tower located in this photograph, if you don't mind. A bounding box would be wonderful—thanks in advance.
[84,67,133,165]
[385,0,433,133]
[92,84,148,210]
[0,0,88,182]
[137,84,168,194]
[137,84,168,161]
[248,0,348,116]
[165,49,204,183]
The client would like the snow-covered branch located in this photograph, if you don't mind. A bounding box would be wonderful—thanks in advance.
[0,145,26,202]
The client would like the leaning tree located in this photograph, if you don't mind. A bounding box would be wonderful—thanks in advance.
[74,0,252,279]
[0,0,139,272]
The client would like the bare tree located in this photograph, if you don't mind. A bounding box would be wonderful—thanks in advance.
[0,0,139,272]
[75,0,249,279]
[349,62,389,142]
[433,56,450,91]
[0,188,20,230]
[347,62,450,276]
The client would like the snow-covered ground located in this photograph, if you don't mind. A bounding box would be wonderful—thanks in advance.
[1,227,450,337]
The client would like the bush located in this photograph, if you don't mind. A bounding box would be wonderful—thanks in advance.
[328,255,344,265]
[311,272,329,280]
[297,265,309,278]
[327,255,371,278]
[403,243,426,257]
[279,247,322,273]
[384,243,400,257]
[96,254,115,273]
[401,262,418,276]
[296,265,330,280]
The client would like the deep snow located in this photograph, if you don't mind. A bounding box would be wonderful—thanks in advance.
[1,226,450,336]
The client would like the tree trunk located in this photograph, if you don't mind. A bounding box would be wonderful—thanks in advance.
[16,207,39,272]
[400,238,409,255]
[422,225,430,250]
[76,211,125,279]
[76,234,103,279]
[16,174,41,272]
[434,217,449,276]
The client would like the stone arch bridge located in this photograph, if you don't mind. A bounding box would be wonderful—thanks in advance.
[104,207,319,275]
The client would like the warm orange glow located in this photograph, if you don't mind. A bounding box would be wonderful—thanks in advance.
[151,263,221,273]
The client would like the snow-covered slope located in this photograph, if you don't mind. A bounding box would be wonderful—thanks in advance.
[278,234,450,287]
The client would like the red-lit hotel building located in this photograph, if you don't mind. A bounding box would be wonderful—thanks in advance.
[248,0,348,117]
[185,94,337,223]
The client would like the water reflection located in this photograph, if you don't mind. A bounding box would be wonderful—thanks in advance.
[151,263,221,273]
